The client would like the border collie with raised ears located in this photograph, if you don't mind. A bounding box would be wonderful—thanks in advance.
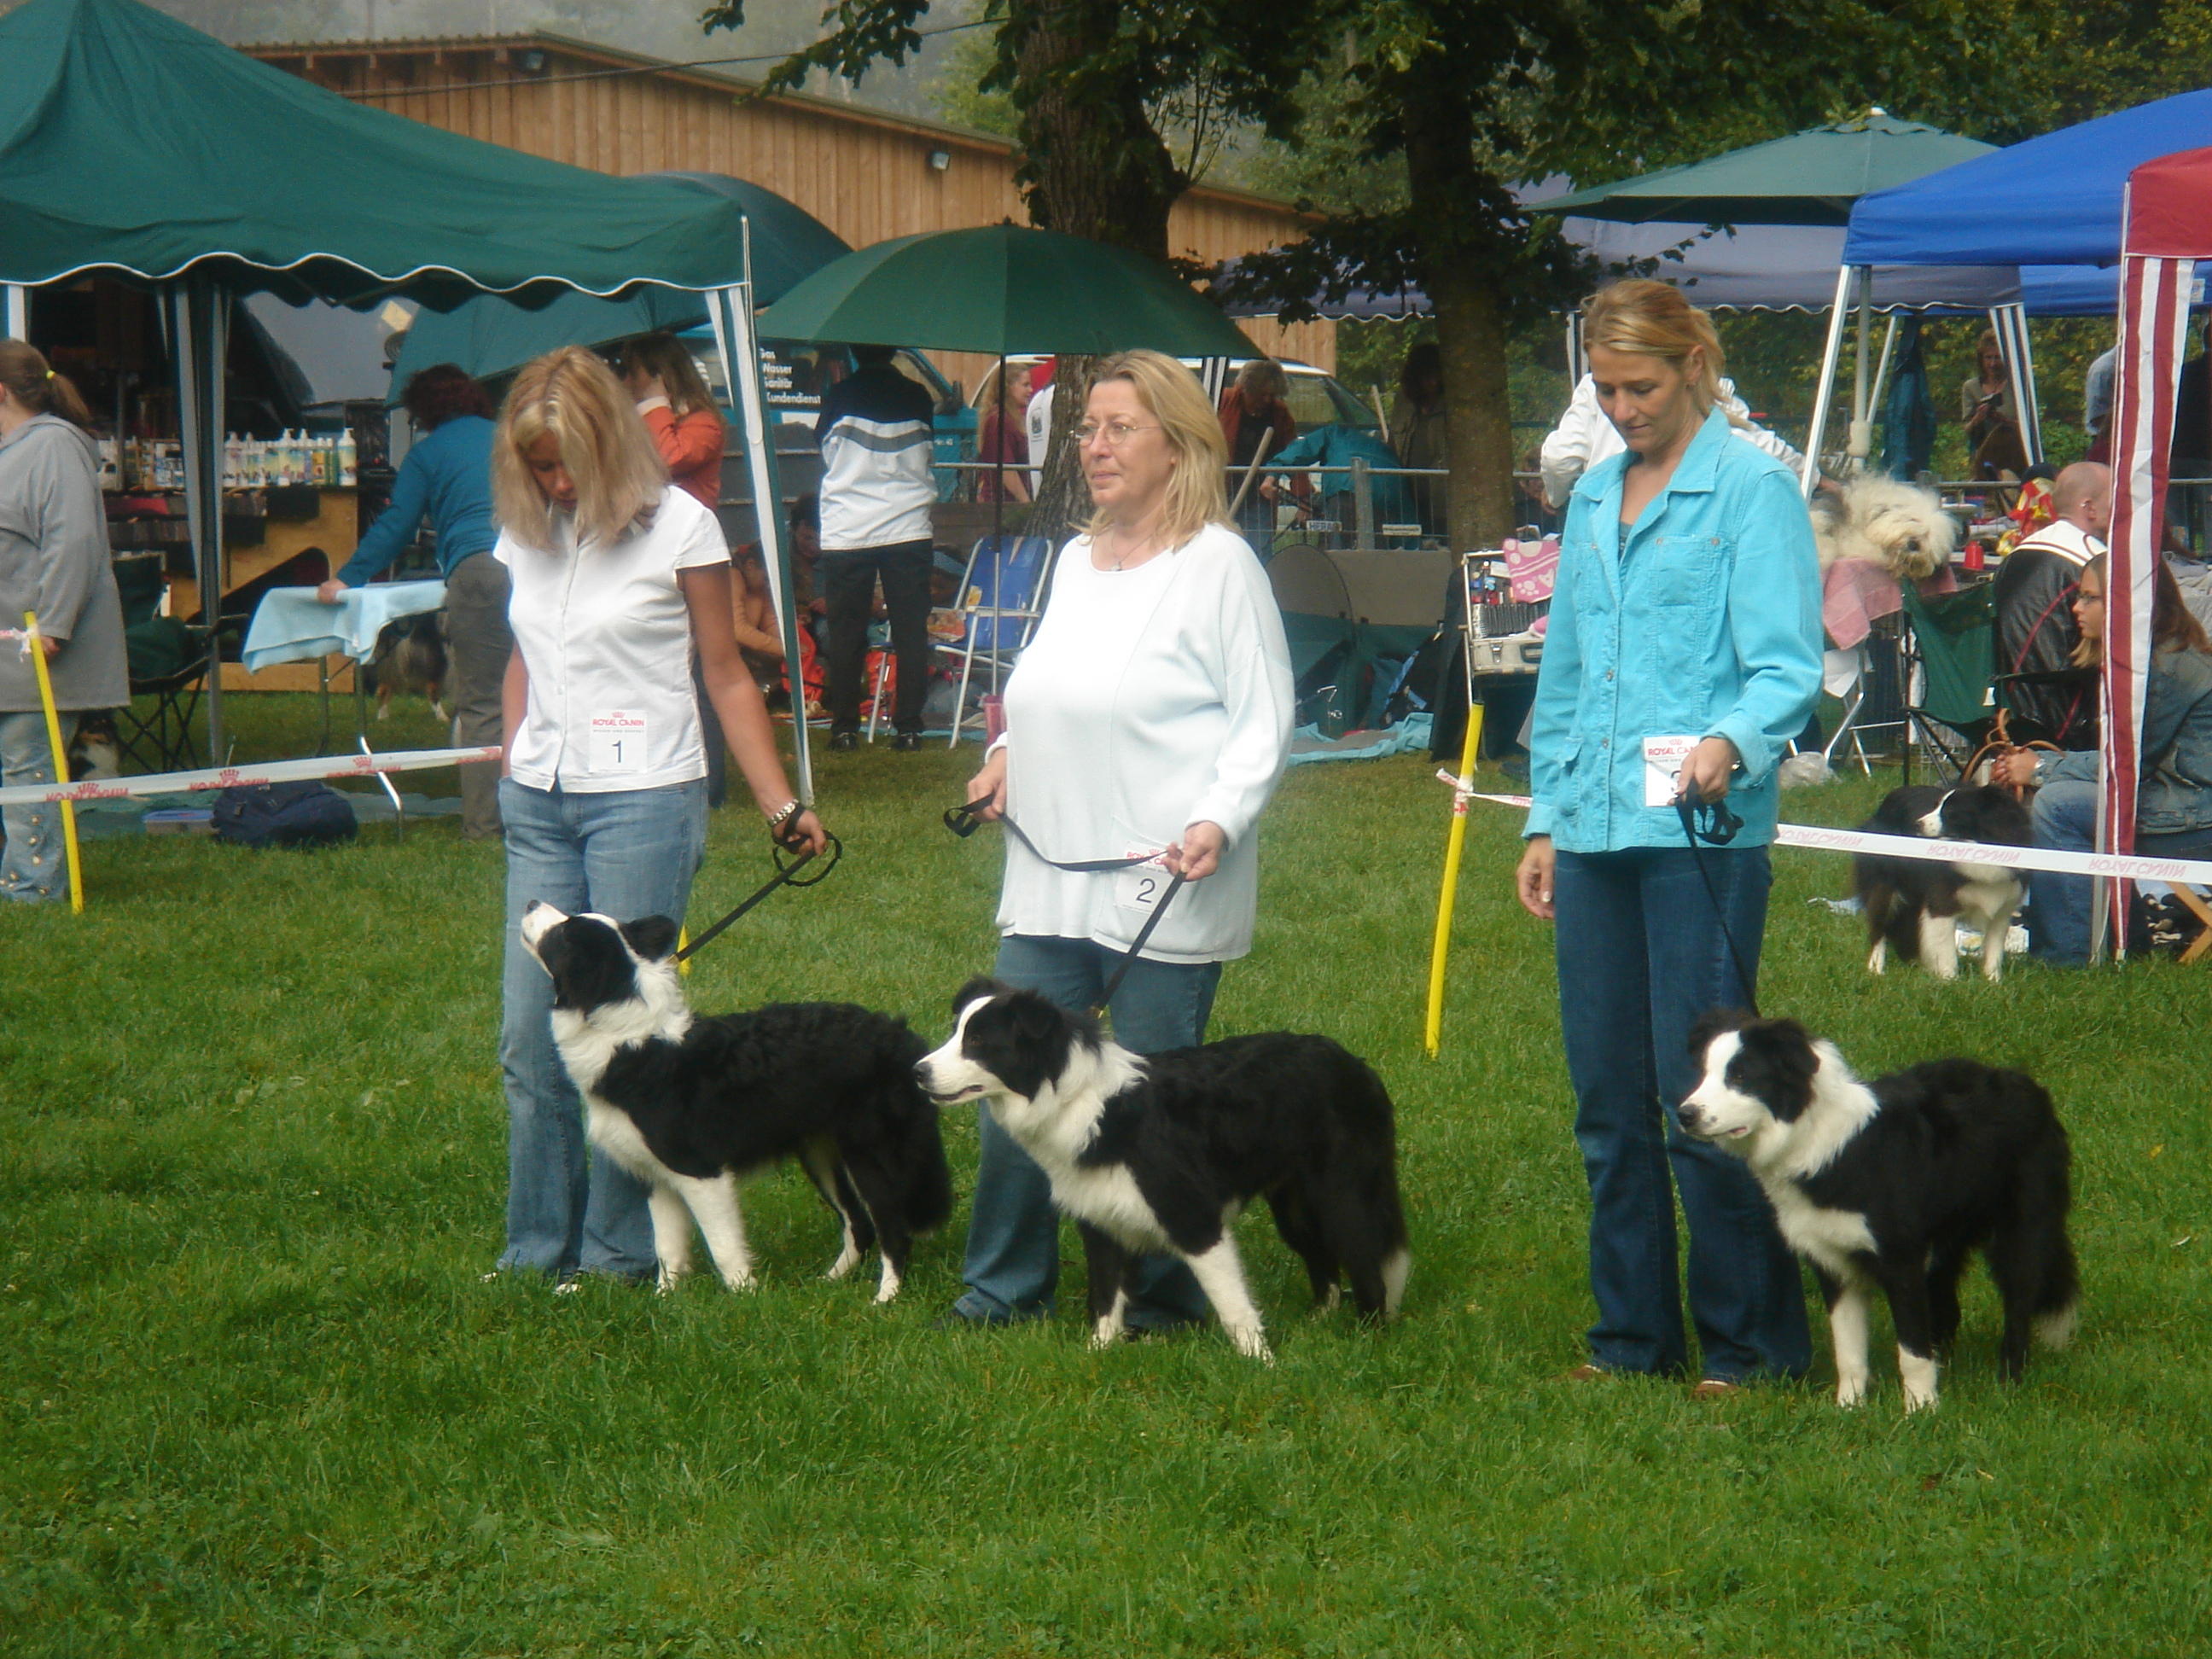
[916,979,1410,1364]
[1680,1010,2078,1412]
[520,902,952,1301]
[1854,783,2031,982]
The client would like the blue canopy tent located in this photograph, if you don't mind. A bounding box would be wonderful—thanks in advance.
[1807,90,2212,498]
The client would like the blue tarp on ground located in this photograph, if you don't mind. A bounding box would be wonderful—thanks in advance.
[1844,89,2212,269]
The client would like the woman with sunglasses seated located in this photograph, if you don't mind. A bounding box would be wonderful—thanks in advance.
[942,350,1295,1335]
[1994,553,2212,964]
[1514,281,1824,1397]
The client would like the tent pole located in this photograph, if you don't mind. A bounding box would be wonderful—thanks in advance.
[3,285,26,341]
[708,264,812,805]
[1868,313,1901,431]
[171,278,228,764]
[1801,265,1855,498]
[1848,266,1873,474]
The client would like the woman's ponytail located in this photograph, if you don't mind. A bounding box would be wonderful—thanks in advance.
[0,339,96,431]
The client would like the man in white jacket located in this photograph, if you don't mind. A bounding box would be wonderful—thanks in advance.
[1539,372,1806,509]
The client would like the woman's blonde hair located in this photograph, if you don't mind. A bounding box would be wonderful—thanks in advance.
[620,331,721,422]
[1581,280,1743,428]
[1085,348,1230,548]
[493,346,668,551]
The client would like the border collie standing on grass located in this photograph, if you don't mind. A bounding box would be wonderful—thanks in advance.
[521,903,952,1301]
[1680,1011,2079,1412]
[1854,783,2032,982]
[917,979,1410,1364]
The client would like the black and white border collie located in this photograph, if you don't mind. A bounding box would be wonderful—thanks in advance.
[916,980,1411,1363]
[520,903,951,1301]
[1681,1010,2079,1412]
[1854,783,2032,982]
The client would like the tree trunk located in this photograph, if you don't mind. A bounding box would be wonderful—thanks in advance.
[1399,59,1517,551]
[1027,355,1099,549]
[1011,14,1181,259]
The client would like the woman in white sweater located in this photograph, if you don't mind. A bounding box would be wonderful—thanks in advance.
[944,349,1295,1333]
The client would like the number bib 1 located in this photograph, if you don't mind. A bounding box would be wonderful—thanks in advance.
[590,709,649,773]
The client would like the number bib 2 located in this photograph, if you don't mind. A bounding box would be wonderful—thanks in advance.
[1115,845,1170,914]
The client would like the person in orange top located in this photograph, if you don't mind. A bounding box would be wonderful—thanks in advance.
[621,332,725,509]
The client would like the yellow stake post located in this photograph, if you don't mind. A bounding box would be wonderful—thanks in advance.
[1423,701,1484,1057]
[22,611,85,915]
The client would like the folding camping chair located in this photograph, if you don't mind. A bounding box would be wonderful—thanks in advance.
[1898,580,1996,783]
[109,551,209,773]
[939,534,1054,747]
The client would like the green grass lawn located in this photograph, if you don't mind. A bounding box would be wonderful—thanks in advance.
[3,697,2209,1656]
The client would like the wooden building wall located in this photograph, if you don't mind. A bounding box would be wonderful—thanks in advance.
[248,36,1335,379]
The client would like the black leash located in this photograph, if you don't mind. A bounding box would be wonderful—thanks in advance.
[944,798,1189,1010]
[674,834,842,963]
[1675,795,1761,1017]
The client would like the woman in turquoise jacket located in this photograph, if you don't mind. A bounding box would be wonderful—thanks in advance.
[1514,281,1824,1394]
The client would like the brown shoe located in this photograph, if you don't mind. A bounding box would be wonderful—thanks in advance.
[1558,1363,1612,1382]
[1689,1378,1743,1400]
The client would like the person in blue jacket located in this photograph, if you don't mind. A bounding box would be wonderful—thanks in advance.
[317,364,505,836]
[1513,280,1823,1395]
[1260,422,1418,533]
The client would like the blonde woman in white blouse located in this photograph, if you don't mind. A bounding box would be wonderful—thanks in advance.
[944,349,1295,1333]
[490,346,825,1288]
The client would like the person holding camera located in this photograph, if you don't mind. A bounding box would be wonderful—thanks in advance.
[488,346,824,1288]
[1515,282,1822,1395]
[943,350,1295,1334]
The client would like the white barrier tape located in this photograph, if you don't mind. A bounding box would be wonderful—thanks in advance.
[0,746,504,808]
[1436,775,2212,887]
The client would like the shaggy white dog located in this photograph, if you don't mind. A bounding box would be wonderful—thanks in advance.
[1810,476,1958,579]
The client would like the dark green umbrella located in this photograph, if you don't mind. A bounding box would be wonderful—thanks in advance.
[1529,109,1994,227]
[757,223,1257,357]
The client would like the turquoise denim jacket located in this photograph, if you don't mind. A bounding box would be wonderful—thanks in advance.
[1525,407,1822,852]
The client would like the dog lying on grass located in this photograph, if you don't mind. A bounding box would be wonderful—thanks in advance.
[917,979,1410,1363]
[1681,1011,2079,1412]
[521,904,951,1301]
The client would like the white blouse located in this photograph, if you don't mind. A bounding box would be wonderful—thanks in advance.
[994,521,1295,963]
[498,486,729,793]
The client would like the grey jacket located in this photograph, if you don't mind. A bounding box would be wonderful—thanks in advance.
[2045,646,2212,835]
[0,414,128,712]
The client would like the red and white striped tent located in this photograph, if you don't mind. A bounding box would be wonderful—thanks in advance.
[2104,147,2212,954]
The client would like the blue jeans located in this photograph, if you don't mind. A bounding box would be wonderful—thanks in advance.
[1,709,79,904]
[2029,775,2212,964]
[498,777,707,1279]
[1552,846,1810,1382]
[955,934,1221,1327]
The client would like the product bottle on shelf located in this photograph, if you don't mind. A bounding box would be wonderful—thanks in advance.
[338,429,358,488]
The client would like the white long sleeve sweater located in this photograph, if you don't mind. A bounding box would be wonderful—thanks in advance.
[994,522,1295,963]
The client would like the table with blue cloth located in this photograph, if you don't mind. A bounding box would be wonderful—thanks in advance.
[242,581,446,754]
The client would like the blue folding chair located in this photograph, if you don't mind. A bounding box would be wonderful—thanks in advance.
[943,533,1054,747]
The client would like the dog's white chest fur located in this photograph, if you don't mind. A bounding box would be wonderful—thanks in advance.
[984,1046,1176,1253]
[1758,1179,1877,1278]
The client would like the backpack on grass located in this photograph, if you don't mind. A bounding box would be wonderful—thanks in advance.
[211,782,358,849]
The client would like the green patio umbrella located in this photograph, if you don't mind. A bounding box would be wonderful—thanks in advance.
[1529,109,1994,227]
[757,223,1258,357]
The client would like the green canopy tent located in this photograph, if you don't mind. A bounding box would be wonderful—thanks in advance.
[386,175,853,393]
[1526,110,2027,487]
[0,0,809,789]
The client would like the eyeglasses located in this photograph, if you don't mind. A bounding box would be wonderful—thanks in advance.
[1075,420,1161,448]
